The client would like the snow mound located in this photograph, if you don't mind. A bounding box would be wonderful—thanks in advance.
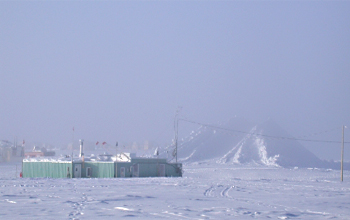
[175,118,324,168]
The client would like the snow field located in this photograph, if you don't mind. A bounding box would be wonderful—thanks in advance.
[0,162,350,219]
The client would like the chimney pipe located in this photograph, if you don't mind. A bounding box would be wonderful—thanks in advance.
[79,139,84,157]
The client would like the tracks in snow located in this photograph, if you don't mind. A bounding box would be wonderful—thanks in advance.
[67,193,88,219]
[204,184,234,198]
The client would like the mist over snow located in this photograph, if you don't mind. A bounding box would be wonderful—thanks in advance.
[169,118,347,169]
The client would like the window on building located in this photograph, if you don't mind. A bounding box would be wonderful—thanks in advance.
[86,167,92,177]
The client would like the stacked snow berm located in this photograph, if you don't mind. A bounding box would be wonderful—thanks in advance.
[176,118,325,168]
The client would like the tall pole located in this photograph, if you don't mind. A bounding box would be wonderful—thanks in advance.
[174,113,178,163]
[174,107,181,163]
[341,125,344,182]
[71,127,74,162]
[176,118,179,163]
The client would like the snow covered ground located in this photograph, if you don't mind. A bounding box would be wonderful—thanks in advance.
[1,162,350,219]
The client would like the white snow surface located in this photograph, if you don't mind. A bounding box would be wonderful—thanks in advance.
[1,162,350,219]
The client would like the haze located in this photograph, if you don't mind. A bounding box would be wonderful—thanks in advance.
[1,1,349,161]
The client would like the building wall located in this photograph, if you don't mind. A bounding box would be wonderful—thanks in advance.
[1,148,12,162]
[165,163,182,177]
[73,162,114,178]
[23,161,72,178]
[115,162,132,178]
[138,162,159,177]
[115,159,182,178]
[22,160,181,178]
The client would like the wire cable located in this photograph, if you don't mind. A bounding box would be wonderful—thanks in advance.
[178,118,350,144]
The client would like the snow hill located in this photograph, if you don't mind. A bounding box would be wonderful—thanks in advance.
[173,118,333,168]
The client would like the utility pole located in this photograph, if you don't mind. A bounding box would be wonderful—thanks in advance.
[174,107,182,163]
[341,125,345,182]
[174,113,178,163]
[71,127,74,163]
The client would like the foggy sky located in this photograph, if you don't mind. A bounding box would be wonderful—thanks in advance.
[1,1,349,160]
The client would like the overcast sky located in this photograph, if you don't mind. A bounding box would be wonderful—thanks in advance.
[1,1,349,160]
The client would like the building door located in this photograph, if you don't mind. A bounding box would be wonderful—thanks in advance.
[74,164,81,178]
[132,164,139,177]
[158,164,165,177]
[120,167,125,178]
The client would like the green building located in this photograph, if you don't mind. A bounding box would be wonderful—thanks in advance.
[115,158,182,178]
[22,156,182,178]
[22,160,73,178]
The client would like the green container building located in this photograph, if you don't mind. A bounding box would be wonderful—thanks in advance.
[22,161,72,178]
[72,161,115,178]
[22,157,182,178]
[115,158,182,178]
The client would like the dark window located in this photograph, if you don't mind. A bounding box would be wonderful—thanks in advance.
[86,167,92,177]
